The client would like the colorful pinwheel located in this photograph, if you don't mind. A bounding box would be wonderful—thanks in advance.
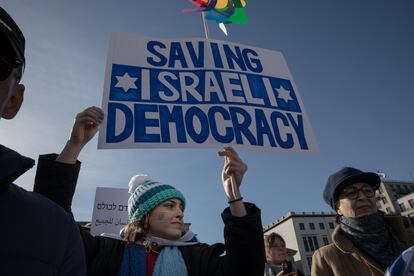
[184,0,247,36]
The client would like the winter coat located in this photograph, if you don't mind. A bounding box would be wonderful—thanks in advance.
[34,153,266,276]
[0,145,86,276]
[311,216,412,276]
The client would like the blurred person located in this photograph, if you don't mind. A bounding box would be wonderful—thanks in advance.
[312,167,412,275]
[0,7,86,275]
[264,233,303,276]
[385,245,414,276]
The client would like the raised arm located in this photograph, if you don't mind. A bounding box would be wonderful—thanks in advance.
[57,106,103,164]
[34,106,103,212]
[218,147,265,275]
[218,146,247,217]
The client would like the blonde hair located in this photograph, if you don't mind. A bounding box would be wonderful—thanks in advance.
[123,215,150,244]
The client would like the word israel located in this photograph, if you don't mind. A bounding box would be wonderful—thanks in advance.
[99,34,317,152]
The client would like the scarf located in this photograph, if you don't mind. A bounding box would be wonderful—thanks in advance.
[264,261,283,276]
[117,231,199,276]
[340,213,403,268]
[147,230,199,247]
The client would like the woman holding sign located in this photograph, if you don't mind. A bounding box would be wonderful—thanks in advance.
[34,106,265,276]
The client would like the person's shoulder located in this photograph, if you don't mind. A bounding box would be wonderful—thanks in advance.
[7,183,72,223]
[180,242,225,256]
[314,243,338,257]
[9,183,59,206]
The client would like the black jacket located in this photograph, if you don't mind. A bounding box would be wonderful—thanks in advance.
[34,154,265,276]
[0,145,86,276]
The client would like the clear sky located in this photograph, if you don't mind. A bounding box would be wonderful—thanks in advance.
[1,0,414,244]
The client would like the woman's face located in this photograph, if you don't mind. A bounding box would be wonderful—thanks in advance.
[267,238,287,264]
[337,182,378,218]
[148,198,184,240]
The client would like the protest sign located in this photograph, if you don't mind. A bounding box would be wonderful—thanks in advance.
[90,187,129,237]
[98,33,317,152]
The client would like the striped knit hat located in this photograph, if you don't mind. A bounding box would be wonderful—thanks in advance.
[128,175,186,221]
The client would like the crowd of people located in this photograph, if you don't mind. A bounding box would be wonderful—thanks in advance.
[1,6,413,276]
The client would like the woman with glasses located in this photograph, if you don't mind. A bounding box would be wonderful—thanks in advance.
[311,167,411,276]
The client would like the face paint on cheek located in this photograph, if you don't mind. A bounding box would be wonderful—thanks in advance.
[157,212,166,222]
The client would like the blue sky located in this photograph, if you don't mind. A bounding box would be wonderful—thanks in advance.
[1,0,413,244]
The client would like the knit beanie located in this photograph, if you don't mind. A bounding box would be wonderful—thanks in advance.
[128,175,186,221]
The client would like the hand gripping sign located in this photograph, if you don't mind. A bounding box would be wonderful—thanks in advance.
[98,33,317,153]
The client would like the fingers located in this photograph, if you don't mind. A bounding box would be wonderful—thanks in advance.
[219,147,248,182]
[76,106,104,125]
[75,116,100,127]
[218,146,240,160]
[223,163,239,176]
[219,146,246,166]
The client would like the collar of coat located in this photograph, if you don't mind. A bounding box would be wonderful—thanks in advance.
[0,144,34,190]
[332,215,411,273]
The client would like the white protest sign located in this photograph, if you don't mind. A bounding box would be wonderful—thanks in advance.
[90,187,129,237]
[98,33,317,153]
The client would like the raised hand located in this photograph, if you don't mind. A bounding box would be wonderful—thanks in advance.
[57,106,104,164]
[218,146,247,200]
[68,106,104,147]
[218,147,247,217]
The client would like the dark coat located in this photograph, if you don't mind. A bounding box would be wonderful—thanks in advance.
[0,145,86,276]
[34,154,266,276]
[80,203,264,276]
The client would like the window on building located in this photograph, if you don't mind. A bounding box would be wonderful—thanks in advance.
[306,256,313,269]
[309,223,315,230]
[329,222,335,229]
[302,237,310,252]
[307,237,315,251]
[409,199,414,209]
[303,236,320,251]
[400,203,406,212]
[299,223,305,230]
[386,207,391,213]
[313,236,319,249]
[382,197,388,204]
[322,236,329,246]
[319,223,325,230]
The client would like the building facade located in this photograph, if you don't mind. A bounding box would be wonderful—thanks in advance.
[376,179,414,214]
[263,212,336,276]
[376,179,414,235]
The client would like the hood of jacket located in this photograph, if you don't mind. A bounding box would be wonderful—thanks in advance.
[0,144,34,190]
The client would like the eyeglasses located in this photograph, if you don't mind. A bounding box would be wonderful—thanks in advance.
[0,57,23,81]
[340,185,375,200]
